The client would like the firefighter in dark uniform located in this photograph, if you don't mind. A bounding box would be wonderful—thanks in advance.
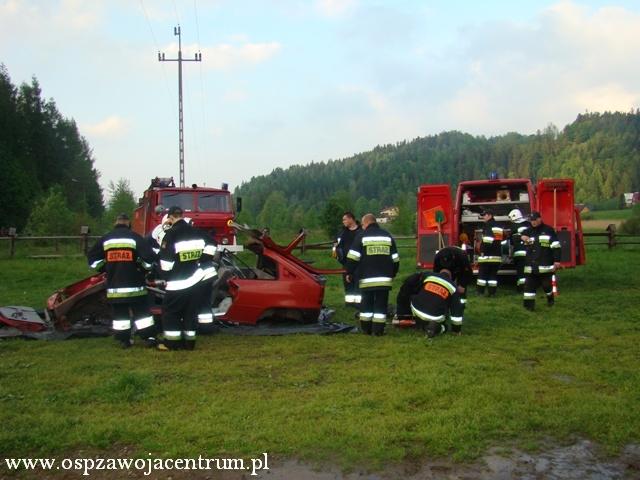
[508,208,531,292]
[159,206,216,350]
[88,213,157,348]
[333,212,362,307]
[395,246,472,323]
[196,233,218,331]
[521,211,562,311]
[476,209,504,296]
[410,269,463,337]
[346,213,399,336]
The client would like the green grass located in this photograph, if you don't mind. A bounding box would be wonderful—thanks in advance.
[0,239,639,470]
[587,209,632,220]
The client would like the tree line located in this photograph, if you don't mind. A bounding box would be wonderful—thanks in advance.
[0,64,106,234]
[235,112,640,237]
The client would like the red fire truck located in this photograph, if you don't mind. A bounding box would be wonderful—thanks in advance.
[132,177,242,251]
[417,177,586,272]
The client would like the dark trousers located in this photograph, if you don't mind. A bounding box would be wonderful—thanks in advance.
[342,272,361,307]
[523,272,553,309]
[477,262,500,295]
[162,285,200,349]
[196,278,215,332]
[110,296,156,344]
[359,288,389,336]
[513,255,526,289]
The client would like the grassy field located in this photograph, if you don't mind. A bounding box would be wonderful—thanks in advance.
[0,238,639,472]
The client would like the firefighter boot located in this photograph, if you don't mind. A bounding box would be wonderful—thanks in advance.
[372,322,385,337]
[524,299,535,311]
[426,321,445,338]
[546,293,555,307]
[488,286,497,297]
[476,286,485,296]
[183,340,196,351]
[360,320,372,335]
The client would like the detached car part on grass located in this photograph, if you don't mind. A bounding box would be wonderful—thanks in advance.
[45,224,345,334]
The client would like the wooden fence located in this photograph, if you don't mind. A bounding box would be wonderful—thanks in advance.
[0,227,638,258]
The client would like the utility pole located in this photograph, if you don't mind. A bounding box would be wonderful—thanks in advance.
[158,26,202,187]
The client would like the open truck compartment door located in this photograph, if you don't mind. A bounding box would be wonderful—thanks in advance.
[536,178,579,268]
[417,184,454,268]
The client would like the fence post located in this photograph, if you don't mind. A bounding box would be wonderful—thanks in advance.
[8,227,16,258]
[80,226,90,255]
[606,224,617,249]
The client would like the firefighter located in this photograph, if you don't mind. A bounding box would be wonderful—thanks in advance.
[521,211,562,311]
[346,213,399,336]
[508,208,531,292]
[410,269,463,337]
[476,209,503,296]
[333,212,362,307]
[196,233,218,331]
[87,213,157,348]
[148,214,173,254]
[395,246,472,322]
[158,206,216,350]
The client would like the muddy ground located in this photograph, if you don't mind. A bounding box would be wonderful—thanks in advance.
[4,440,640,479]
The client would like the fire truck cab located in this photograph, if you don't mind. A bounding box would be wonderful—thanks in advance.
[417,177,585,272]
[132,177,242,251]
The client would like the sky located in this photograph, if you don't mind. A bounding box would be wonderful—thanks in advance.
[2,0,640,200]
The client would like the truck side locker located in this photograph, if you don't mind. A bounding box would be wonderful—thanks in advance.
[574,206,586,265]
[536,179,576,268]
[417,184,454,268]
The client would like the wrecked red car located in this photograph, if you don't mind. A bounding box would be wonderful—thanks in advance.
[45,225,343,333]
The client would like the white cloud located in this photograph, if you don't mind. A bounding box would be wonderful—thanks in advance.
[160,40,282,71]
[315,0,358,18]
[436,1,640,134]
[82,115,130,138]
[572,84,639,113]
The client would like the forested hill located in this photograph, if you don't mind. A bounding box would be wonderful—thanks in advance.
[235,112,640,230]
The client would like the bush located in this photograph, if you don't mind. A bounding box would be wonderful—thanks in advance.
[620,204,640,234]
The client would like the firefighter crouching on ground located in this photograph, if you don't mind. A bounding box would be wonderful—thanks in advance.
[159,206,216,350]
[521,211,562,311]
[476,209,503,297]
[508,208,531,292]
[395,246,471,326]
[88,213,157,348]
[346,213,399,336]
[333,211,362,307]
[411,269,463,338]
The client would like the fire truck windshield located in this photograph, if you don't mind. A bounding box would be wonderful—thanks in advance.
[198,192,231,212]
[161,192,194,211]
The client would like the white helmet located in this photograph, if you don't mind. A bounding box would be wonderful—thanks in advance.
[508,209,525,223]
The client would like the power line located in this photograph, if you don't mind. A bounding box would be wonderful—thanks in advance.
[193,0,207,182]
[139,0,175,120]
[158,26,202,188]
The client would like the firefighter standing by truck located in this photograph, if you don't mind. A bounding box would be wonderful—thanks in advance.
[476,209,504,297]
[333,212,362,307]
[521,211,562,311]
[508,209,531,292]
[346,213,399,336]
[158,206,216,350]
[88,213,157,348]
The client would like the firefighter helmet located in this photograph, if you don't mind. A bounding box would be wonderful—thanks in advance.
[508,209,525,223]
